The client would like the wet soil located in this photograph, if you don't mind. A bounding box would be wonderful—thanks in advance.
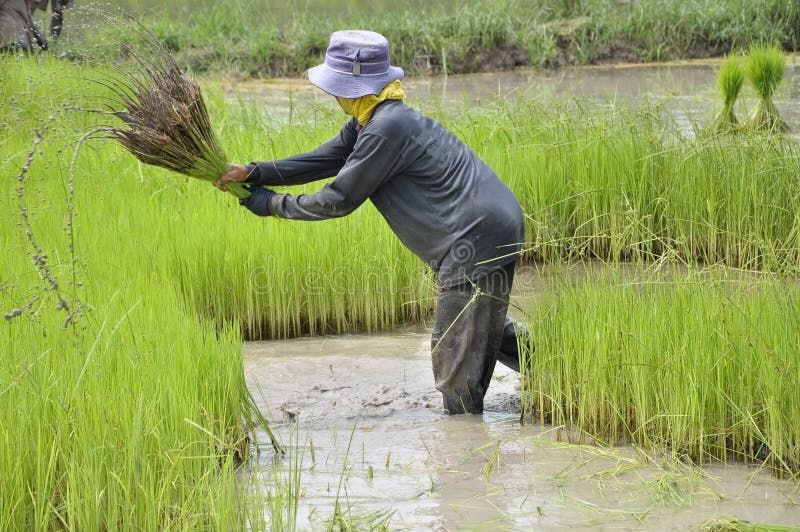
[244,271,800,530]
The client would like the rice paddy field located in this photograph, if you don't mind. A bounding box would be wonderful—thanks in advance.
[1,53,431,529]
[3,3,800,529]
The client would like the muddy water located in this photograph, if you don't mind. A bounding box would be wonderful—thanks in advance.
[244,269,800,530]
[222,57,800,130]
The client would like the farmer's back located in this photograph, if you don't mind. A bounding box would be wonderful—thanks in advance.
[364,99,524,285]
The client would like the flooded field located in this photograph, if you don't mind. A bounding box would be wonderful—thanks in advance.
[221,57,800,130]
[232,61,800,529]
[244,266,800,530]
[244,330,800,530]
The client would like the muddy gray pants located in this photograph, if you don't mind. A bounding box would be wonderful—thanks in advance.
[431,262,516,414]
[497,318,529,373]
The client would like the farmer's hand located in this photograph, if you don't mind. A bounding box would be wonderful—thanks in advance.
[214,164,248,192]
[239,185,276,217]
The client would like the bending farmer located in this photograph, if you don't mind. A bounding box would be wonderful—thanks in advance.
[216,30,528,414]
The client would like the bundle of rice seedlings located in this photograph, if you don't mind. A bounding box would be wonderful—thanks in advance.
[709,55,745,134]
[699,517,798,532]
[88,16,249,198]
[744,44,789,133]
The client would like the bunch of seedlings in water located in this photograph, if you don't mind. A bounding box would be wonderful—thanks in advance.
[700,517,800,531]
[86,14,249,198]
[709,54,745,134]
[743,44,789,133]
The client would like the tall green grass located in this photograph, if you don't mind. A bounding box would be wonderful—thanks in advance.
[459,98,800,270]
[1,57,268,530]
[0,55,428,529]
[518,265,800,478]
[51,0,800,78]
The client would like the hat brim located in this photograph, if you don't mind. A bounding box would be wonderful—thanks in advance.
[307,63,405,98]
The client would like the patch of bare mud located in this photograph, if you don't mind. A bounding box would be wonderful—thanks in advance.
[243,322,800,531]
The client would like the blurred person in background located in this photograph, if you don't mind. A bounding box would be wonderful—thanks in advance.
[0,0,47,51]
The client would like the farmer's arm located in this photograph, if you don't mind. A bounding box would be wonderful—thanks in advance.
[245,119,360,187]
[267,132,402,220]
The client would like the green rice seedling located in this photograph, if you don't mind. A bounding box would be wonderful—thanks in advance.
[1,57,283,530]
[699,517,800,531]
[109,62,247,196]
[520,264,800,478]
[463,96,800,271]
[263,427,304,532]
[744,44,789,133]
[710,55,745,134]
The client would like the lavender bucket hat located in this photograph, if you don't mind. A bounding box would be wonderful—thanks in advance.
[307,30,405,98]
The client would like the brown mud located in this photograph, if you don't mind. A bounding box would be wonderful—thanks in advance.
[244,266,800,530]
[245,331,800,531]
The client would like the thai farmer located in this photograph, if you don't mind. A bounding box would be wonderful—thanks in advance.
[216,30,529,415]
[0,0,47,52]
[28,0,71,38]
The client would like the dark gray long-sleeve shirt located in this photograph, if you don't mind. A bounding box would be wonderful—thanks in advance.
[246,99,524,286]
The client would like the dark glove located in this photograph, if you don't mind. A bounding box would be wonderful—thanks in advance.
[239,185,276,217]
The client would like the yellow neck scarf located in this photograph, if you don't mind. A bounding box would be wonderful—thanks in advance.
[336,80,406,126]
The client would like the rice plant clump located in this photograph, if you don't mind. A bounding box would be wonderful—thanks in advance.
[709,55,745,134]
[113,63,249,195]
[744,44,789,133]
[87,17,249,198]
